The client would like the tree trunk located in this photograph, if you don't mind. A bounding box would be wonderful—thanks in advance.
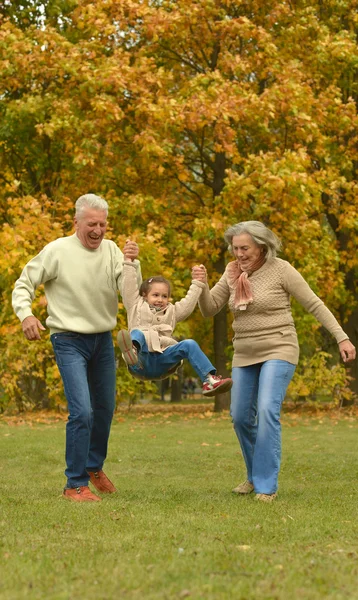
[211,150,231,411]
[212,250,231,412]
[213,308,231,411]
[170,366,183,402]
[323,195,357,396]
[343,305,358,396]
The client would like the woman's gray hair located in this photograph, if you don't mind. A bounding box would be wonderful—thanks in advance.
[224,221,281,260]
[75,194,108,219]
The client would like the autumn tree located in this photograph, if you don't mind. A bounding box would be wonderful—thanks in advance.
[72,0,357,402]
[0,0,357,410]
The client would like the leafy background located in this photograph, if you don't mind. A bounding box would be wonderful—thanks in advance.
[0,0,357,411]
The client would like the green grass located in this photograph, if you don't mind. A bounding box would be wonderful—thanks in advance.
[0,412,357,600]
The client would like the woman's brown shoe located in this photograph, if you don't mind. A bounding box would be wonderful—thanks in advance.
[232,480,254,494]
[255,493,277,503]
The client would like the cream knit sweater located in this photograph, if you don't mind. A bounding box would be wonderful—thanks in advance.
[12,234,141,335]
[199,258,349,367]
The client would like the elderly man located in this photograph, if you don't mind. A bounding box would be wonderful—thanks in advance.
[12,194,140,502]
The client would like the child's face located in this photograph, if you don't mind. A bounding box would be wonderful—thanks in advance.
[144,283,169,309]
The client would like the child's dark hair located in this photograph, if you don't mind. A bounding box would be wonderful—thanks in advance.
[139,276,171,297]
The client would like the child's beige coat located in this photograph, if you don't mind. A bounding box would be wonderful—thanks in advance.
[121,261,206,352]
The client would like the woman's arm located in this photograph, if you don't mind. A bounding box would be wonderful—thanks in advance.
[283,262,356,362]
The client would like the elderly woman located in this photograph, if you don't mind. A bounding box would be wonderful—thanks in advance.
[193,221,356,502]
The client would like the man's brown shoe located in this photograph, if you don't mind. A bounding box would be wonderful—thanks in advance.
[63,486,101,502]
[88,470,117,493]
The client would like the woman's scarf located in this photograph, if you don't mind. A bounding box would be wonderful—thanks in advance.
[226,254,266,311]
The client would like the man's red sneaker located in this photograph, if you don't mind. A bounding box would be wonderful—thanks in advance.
[202,374,233,397]
[63,486,101,502]
[88,470,117,493]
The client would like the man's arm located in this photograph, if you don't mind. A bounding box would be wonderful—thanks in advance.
[21,316,46,340]
[12,249,50,340]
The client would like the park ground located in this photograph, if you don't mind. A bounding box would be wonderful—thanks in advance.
[0,404,357,600]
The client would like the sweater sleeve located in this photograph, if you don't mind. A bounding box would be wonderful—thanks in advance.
[174,280,206,322]
[282,262,349,343]
[198,271,230,317]
[120,261,141,310]
[114,244,142,295]
[12,246,56,323]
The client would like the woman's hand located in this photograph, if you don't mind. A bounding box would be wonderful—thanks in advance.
[339,339,356,363]
[192,264,207,283]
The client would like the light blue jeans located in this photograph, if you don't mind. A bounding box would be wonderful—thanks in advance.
[51,331,116,488]
[231,360,296,494]
[129,330,215,382]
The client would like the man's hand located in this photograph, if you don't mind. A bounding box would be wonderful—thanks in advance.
[339,339,356,363]
[192,264,207,283]
[123,239,139,261]
[21,316,46,341]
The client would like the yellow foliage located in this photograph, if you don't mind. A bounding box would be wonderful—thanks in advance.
[1,0,357,409]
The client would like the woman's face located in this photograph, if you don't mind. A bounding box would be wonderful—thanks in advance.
[232,233,262,269]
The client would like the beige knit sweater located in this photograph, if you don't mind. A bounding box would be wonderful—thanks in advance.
[198,258,349,367]
[122,261,206,352]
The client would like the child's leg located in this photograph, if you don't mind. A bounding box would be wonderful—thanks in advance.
[117,329,160,380]
[157,340,233,396]
[117,330,139,366]
[157,339,215,381]
[130,329,148,352]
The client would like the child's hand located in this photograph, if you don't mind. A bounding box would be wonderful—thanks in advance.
[123,239,139,261]
[192,264,207,283]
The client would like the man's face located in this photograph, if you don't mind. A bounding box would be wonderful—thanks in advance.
[74,207,107,250]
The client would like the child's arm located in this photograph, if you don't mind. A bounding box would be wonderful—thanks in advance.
[174,278,206,322]
[117,239,142,299]
[193,264,230,317]
[120,260,141,311]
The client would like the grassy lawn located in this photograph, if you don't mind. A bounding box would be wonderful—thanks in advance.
[0,409,357,600]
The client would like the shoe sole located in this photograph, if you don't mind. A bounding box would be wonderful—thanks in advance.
[117,330,138,365]
[202,379,233,397]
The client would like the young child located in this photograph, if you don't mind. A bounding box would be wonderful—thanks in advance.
[117,256,233,397]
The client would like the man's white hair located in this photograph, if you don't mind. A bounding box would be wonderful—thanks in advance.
[75,194,108,219]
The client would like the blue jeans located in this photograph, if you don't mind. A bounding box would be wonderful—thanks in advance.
[231,360,296,494]
[51,332,116,488]
[129,330,215,382]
